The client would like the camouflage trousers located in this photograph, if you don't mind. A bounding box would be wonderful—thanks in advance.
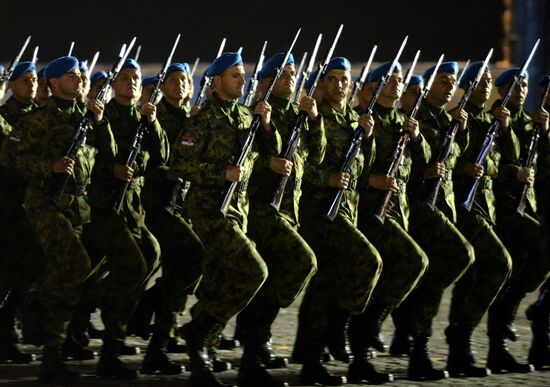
[189,211,268,324]
[358,213,428,307]
[495,205,550,293]
[398,204,475,337]
[23,193,92,350]
[145,209,204,336]
[81,211,161,343]
[295,213,382,353]
[449,212,513,329]
[0,191,45,295]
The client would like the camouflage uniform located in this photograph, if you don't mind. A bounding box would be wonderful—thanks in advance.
[0,98,43,295]
[295,100,382,362]
[140,97,204,338]
[399,100,475,339]
[10,97,116,350]
[448,101,514,330]
[357,103,429,308]
[493,103,549,291]
[81,99,163,345]
[237,95,322,352]
[170,95,281,325]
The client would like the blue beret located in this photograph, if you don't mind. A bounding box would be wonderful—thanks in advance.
[367,61,402,83]
[9,61,36,81]
[495,68,528,87]
[407,75,424,88]
[539,73,550,89]
[167,63,190,75]
[142,75,158,87]
[37,68,46,78]
[459,61,490,89]
[258,52,295,79]
[325,57,351,73]
[122,58,140,71]
[423,61,459,82]
[209,52,243,76]
[304,68,319,91]
[44,56,80,79]
[79,61,88,74]
[90,71,108,85]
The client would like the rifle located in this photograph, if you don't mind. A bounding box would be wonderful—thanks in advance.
[270,26,343,211]
[347,46,378,111]
[425,49,493,209]
[516,73,550,215]
[88,51,100,76]
[327,36,408,221]
[374,53,444,223]
[68,41,75,56]
[221,28,301,216]
[462,39,540,211]
[293,35,323,105]
[243,40,268,107]
[194,38,226,107]
[292,51,308,103]
[31,46,39,64]
[190,57,200,77]
[134,45,142,62]
[113,34,181,214]
[0,35,31,90]
[48,37,137,202]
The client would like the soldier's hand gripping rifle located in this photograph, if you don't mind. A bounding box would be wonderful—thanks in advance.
[48,37,137,202]
[220,28,301,216]
[194,38,226,107]
[374,51,440,223]
[270,25,343,211]
[0,35,31,90]
[112,34,181,214]
[243,41,268,107]
[326,36,408,221]
[425,49,493,209]
[516,73,550,216]
[462,39,540,211]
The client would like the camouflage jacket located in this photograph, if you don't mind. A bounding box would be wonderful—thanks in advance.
[454,101,519,224]
[359,103,430,231]
[492,101,543,213]
[248,95,326,225]
[11,97,116,225]
[87,99,169,228]
[409,100,468,222]
[142,98,191,216]
[171,96,281,232]
[0,98,38,199]
[302,100,375,225]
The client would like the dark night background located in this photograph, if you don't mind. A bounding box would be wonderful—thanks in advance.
[2,0,549,109]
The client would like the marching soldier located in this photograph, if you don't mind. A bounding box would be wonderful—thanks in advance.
[399,75,423,114]
[170,52,281,387]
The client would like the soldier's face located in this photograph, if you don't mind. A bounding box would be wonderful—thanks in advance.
[322,69,351,105]
[428,72,456,106]
[114,69,141,100]
[470,72,492,106]
[161,71,188,100]
[79,72,90,99]
[381,73,403,100]
[215,65,245,100]
[272,64,296,99]
[51,69,82,99]
[36,76,51,101]
[500,78,528,108]
[88,79,109,101]
[400,83,422,112]
[9,71,38,102]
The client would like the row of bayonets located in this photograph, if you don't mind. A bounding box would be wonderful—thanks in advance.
[0,28,543,219]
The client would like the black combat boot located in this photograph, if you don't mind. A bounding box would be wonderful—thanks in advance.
[489,283,525,342]
[445,324,490,377]
[38,346,80,384]
[97,340,137,380]
[61,333,96,361]
[0,290,34,363]
[408,335,449,380]
[237,345,288,387]
[300,354,347,386]
[526,285,550,369]
[325,306,352,363]
[126,284,161,340]
[141,329,183,375]
[347,314,393,384]
[209,348,232,372]
[363,300,392,353]
[389,307,411,356]
[186,314,235,387]
[487,334,534,373]
[67,302,97,347]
